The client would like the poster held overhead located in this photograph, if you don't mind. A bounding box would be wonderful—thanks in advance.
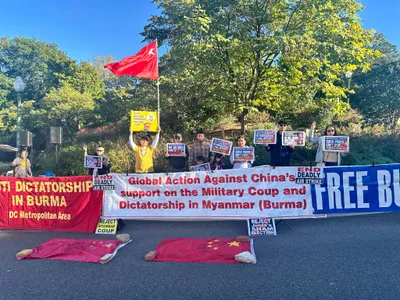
[130,111,159,133]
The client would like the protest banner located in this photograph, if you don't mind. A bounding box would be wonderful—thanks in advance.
[84,155,103,169]
[166,143,186,157]
[232,147,254,162]
[253,130,277,145]
[247,218,276,236]
[130,110,158,132]
[322,136,350,152]
[102,166,313,218]
[210,138,233,156]
[191,163,211,172]
[0,176,102,232]
[282,131,306,146]
[312,164,400,214]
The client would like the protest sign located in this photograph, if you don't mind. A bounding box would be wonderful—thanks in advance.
[166,143,186,157]
[95,218,118,235]
[253,130,277,145]
[130,111,158,132]
[282,131,306,146]
[93,174,115,191]
[210,138,232,156]
[232,147,254,162]
[322,136,350,153]
[295,166,323,185]
[191,163,211,172]
[247,218,276,236]
[84,155,103,169]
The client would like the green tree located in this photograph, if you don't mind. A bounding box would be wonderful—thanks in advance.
[40,85,95,138]
[143,0,379,132]
[0,37,75,101]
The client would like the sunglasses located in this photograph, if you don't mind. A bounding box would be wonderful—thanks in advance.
[279,124,287,127]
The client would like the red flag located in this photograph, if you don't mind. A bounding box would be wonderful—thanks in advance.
[17,238,123,264]
[104,40,158,80]
[152,238,252,263]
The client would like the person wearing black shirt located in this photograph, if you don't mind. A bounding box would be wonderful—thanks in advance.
[265,120,295,166]
[165,133,188,172]
[83,145,111,175]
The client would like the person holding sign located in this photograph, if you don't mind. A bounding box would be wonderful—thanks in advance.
[211,153,226,170]
[83,145,111,175]
[165,133,188,172]
[264,120,295,166]
[230,135,254,169]
[11,149,32,178]
[309,122,346,166]
[189,129,214,167]
[129,127,161,173]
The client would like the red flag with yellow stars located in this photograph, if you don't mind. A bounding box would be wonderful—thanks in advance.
[152,238,252,263]
[17,238,123,264]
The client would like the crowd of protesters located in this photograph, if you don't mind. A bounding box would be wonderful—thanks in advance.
[9,120,346,177]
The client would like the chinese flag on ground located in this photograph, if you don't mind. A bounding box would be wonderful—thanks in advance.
[17,238,123,264]
[152,238,252,264]
[104,40,158,80]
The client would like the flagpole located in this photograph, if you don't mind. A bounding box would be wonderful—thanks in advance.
[157,79,160,126]
[156,39,160,128]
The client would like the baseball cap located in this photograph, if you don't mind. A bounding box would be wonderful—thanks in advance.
[278,120,288,125]
[174,133,182,138]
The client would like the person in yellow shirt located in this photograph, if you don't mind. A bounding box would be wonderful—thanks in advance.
[129,127,161,173]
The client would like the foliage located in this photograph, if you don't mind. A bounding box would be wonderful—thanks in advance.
[143,0,380,132]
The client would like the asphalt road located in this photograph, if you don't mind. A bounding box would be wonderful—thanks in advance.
[1,213,400,300]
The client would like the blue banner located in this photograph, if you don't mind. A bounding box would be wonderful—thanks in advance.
[312,164,400,214]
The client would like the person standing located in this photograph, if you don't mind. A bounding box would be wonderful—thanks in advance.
[264,120,295,166]
[83,145,111,175]
[165,133,188,172]
[189,129,214,167]
[129,127,161,173]
[309,121,344,166]
[11,150,32,178]
[230,135,254,169]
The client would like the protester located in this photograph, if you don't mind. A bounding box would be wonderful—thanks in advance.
[211,153,226,170]
[129,127,161,173]
[264,120,295,166]
[230,135,254,169]
[309,121,344,166]
[83,145,111,175]
[195,156,206,166]
[189,129,214,167]
[11,149,32,178]
[165,133,188,172]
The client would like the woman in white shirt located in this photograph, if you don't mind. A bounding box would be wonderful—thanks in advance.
[230,135,254,169]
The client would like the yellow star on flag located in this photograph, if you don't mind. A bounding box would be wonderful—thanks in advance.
[103,243,113,248]
[213,240,219,242]
[207,245,212,248]
[207,241,213,245]
[213,247,218,250]
[228,241,241,247]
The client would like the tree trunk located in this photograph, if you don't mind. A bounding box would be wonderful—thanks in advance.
[240,109,249,134]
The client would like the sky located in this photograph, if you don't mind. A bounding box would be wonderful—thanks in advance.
[0,0,399,62]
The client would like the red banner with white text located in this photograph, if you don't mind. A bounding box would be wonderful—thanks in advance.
[0,176,103,232]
